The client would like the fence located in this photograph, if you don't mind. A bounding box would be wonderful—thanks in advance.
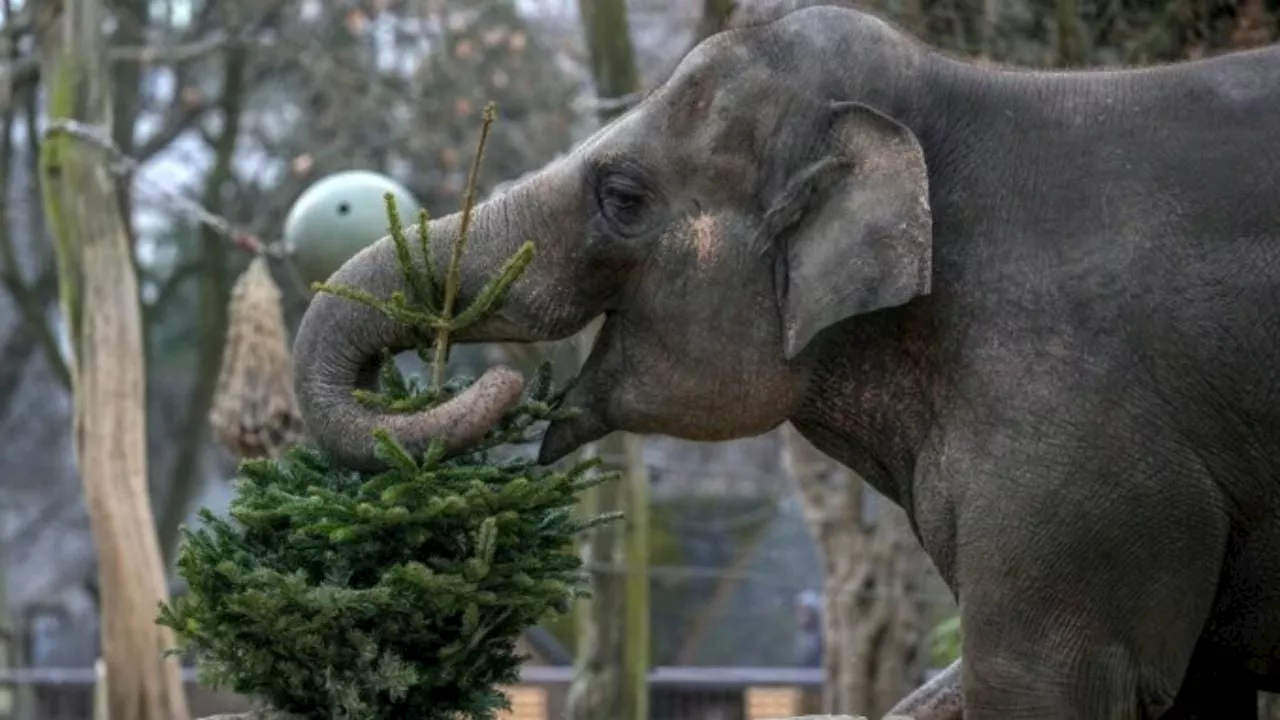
[504,667,831,720]
[0,665,832,720]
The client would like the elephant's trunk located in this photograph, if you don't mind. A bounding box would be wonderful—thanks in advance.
[292,202,530,473]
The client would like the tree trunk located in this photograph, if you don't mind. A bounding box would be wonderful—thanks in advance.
[577,0,640,123]
[565,320,649,720]
[694,0,737,45]
[780,423,927,719]
[566,3,648,720]
[565,426,629,720]
[1054,0,1085,66]
[35,1,191,718]
[978,0,998,59]
[1261,692,1280,719]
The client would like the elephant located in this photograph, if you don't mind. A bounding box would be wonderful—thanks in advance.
[290,1,1280,718]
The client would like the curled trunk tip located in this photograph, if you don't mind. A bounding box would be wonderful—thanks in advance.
[317,364,526,473]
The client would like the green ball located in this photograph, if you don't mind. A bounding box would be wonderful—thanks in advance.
[283,170,422,287]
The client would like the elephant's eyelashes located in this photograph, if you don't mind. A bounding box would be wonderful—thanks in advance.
[596,173,649,234]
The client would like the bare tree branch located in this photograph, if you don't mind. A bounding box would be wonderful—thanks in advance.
[144,259,205,318]
[0,32,236,114]
[155,46,249,565]
[0,265,59,415]
[2,479,80,554]
[0,60,70,393]
[133,93,212,164]
[109,30,234,64]
[111,0,151,247]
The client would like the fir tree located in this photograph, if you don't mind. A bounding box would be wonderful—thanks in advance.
[158,105,621,720]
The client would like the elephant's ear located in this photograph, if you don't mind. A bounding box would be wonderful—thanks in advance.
[771,100,932,360]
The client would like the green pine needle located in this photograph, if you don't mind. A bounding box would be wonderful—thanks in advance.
[160,106,622,720]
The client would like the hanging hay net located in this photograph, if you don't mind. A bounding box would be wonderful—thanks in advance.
[208,255,306,459]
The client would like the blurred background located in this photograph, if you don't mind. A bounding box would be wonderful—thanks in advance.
[0,0,1274,718]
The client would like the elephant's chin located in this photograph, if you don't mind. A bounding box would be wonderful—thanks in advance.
[537,354,617,464]
[537,404,612,464]
[537,311,630,464]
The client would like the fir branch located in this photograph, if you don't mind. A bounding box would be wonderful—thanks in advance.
[161,106,623,720]
[386,193,439,315]
[309,281,441,330]
[417,209,439,310]
[433,102,498,389]
[449,241,535,330]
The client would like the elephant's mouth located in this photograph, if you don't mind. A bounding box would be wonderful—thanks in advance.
[457,313,548,345]
[535,312,619,464]
[538,396,611,465]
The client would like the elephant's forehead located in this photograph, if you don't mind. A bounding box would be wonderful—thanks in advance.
[573,109,646,154]
[650,39,761,131]
[567,106,703,165]
[574,39,758,154]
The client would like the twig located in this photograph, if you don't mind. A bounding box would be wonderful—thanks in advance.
[590,91,644,112]
[134,95,212,164]
[0,33,250,104]
[0,40,72,392]
[0,267,63,406]
[107,30,233,63]
[431,102,497,389]
[40,118,287,259]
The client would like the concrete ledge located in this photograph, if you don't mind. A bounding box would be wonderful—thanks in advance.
[198,713,300,720]
[763,716,914,720]
[201,715,916,720]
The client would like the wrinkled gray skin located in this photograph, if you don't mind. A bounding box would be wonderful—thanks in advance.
[292,1,1280,717]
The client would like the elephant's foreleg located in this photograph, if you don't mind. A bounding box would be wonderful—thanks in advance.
[884,659,964,720]
[953,442,1226,719]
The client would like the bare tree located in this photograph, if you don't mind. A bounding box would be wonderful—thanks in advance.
[34,0,190,716]
[562,3,650,720]
[780,423,933,718]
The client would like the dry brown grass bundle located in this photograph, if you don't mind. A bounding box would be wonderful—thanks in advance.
[208,256,306,459]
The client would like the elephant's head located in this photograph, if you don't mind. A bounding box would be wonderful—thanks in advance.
[292,2,935,471]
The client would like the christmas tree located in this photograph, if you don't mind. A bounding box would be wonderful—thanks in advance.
[158,105,620,720]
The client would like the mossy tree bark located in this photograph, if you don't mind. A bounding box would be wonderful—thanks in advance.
[1262,691,1280,719]
[578,0,640,125]
[781,423,929,719]
[564,403,630,720]
[693,0,737,45]
[34,1,191,719]
[564,340,650,720]
[1054,0,1085,65]
[567,4,649,720]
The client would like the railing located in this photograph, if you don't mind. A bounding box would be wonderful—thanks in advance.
[0,665,942,719]
[0,666,832,720]
[0,666,828,685]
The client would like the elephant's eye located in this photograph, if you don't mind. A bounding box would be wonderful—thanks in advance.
[597,174,648,232]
